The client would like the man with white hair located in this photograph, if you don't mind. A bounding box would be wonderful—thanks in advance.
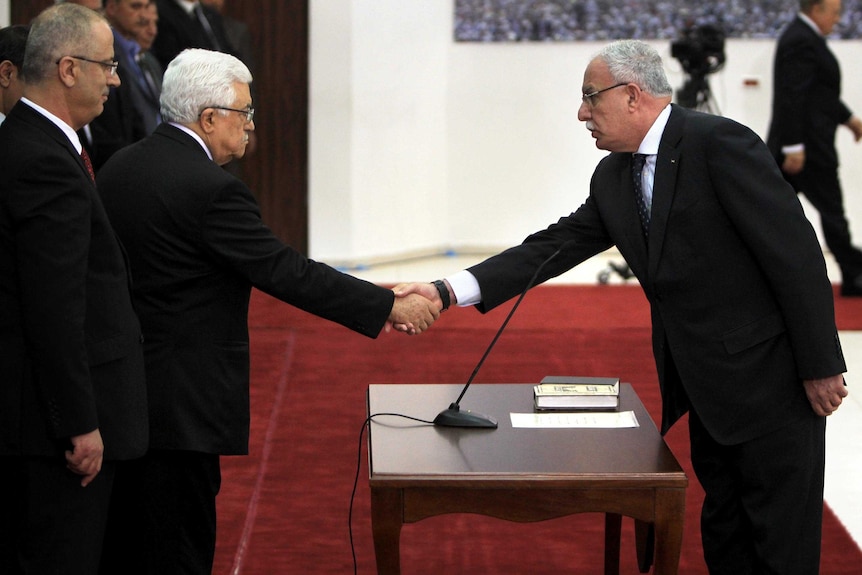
[97,48,438,573]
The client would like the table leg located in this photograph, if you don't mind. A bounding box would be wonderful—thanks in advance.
[370,487,403,575]
[652,488,686,575]
[604,513,621,575]
[634,520,655,572]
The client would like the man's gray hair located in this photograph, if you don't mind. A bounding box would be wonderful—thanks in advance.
[22,3,105,84]
[597,40,673,98]
[160,48,253,124]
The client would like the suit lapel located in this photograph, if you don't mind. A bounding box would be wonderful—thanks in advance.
[648,105,684,277]
[15,102,94,186]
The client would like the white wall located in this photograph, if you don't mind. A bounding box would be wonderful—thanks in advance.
[311,2,862,263]
[1,0,9,26]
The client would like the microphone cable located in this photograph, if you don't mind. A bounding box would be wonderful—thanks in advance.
[349,412,434,575]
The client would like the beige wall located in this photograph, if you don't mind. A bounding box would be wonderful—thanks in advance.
[310,1,862,265]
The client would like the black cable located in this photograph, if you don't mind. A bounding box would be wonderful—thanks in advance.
[350,412,434,574]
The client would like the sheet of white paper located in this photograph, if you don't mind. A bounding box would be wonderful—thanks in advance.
[510,410,639,429]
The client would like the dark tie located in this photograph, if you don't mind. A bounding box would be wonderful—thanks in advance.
[631,153,650,238]
[193,4,224,52]
[81,147,96,183]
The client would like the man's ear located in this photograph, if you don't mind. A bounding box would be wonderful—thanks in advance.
[56,56,78,88]
[625,83,642,109]
[0,60,14,89]
[199,108,217,134]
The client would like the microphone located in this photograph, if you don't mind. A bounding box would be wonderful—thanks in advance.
[433,241,574,428]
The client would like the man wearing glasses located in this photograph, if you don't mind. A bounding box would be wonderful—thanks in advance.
[398,40,847,574]
[0,5,148,574]
[95,48,438,574]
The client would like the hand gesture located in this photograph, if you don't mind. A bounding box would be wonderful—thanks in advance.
[387,291,440,335]
[65,428,104,487]
[803,375,848,417]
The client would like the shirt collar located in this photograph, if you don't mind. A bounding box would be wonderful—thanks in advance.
[19,97,83,153]
[798,12,824,37]
[176,0,198,15]
[637,104,672,155]
[170,122,214,161]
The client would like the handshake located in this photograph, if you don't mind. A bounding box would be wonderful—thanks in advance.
[385,281,451,335]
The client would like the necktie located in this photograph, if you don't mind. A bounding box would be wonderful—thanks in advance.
[631,153,650,238]
[81,147,96,183]
[194,4,223,52]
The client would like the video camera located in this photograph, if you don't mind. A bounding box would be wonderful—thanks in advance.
[671,24,726,78]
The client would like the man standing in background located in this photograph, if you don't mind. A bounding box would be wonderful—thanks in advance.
[0,24,28,123]
[101,0,161,135]
[767,0,862,296]
[150,0,233,68]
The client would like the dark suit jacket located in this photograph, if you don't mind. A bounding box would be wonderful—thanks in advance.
[469,105,845,445]
[767,16,851,170]
[151,0,235,69]
[88,33,148,170]
[112,32,162,135]
[0,101,148,461]
[97,123,395,455]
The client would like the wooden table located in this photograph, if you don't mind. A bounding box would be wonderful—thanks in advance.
[367,383,687,574]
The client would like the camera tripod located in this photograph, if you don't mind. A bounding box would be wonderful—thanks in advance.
[676,73,720,115]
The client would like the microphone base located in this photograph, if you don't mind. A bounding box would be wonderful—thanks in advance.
[433,404,498,428]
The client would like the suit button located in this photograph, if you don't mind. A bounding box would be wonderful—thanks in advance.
[140,334,145,344]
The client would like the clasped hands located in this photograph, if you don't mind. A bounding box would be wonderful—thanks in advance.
[385,282,445,335]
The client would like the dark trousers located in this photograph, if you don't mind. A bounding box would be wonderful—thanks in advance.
[688,409,826,575]
[787,165,862,282]
[100,449,221,575]
[0,455,116,575]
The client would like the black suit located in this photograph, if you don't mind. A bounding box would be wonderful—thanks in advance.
[767,15,862,288]
[151,0,234,69]
[0,100,148,574]
[468,106,844,573]
[88,33,148,170]
[96,123,395,573]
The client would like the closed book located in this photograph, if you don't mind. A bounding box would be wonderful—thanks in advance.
[534,376,620,411]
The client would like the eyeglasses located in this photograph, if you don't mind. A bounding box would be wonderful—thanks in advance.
[207,106,255,123]
[581,82,628,107]
[56,55,119,77]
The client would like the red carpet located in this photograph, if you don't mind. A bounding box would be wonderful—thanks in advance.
[212,285,862,574]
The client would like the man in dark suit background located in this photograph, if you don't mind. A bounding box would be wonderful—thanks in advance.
[150,0,234,69]
[86,0,149,170]
[102,0,162,135]
[398,40,848,574]
[0,25,29,123]
[767,0,862,296]
[0,4,148,574]
[133,0,164,99]
[96,48,438,574]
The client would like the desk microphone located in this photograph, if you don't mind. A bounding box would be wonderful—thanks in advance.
[433,241,574,428]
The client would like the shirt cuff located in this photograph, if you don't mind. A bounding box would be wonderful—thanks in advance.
[445,270,481,306]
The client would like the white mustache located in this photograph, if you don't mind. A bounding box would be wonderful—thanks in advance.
[585,121,595,131]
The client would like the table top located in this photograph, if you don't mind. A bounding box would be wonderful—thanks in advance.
[367,383,686,487]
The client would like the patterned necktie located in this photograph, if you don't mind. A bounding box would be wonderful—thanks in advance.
[81,147,96,183]
[631,153,650,238]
